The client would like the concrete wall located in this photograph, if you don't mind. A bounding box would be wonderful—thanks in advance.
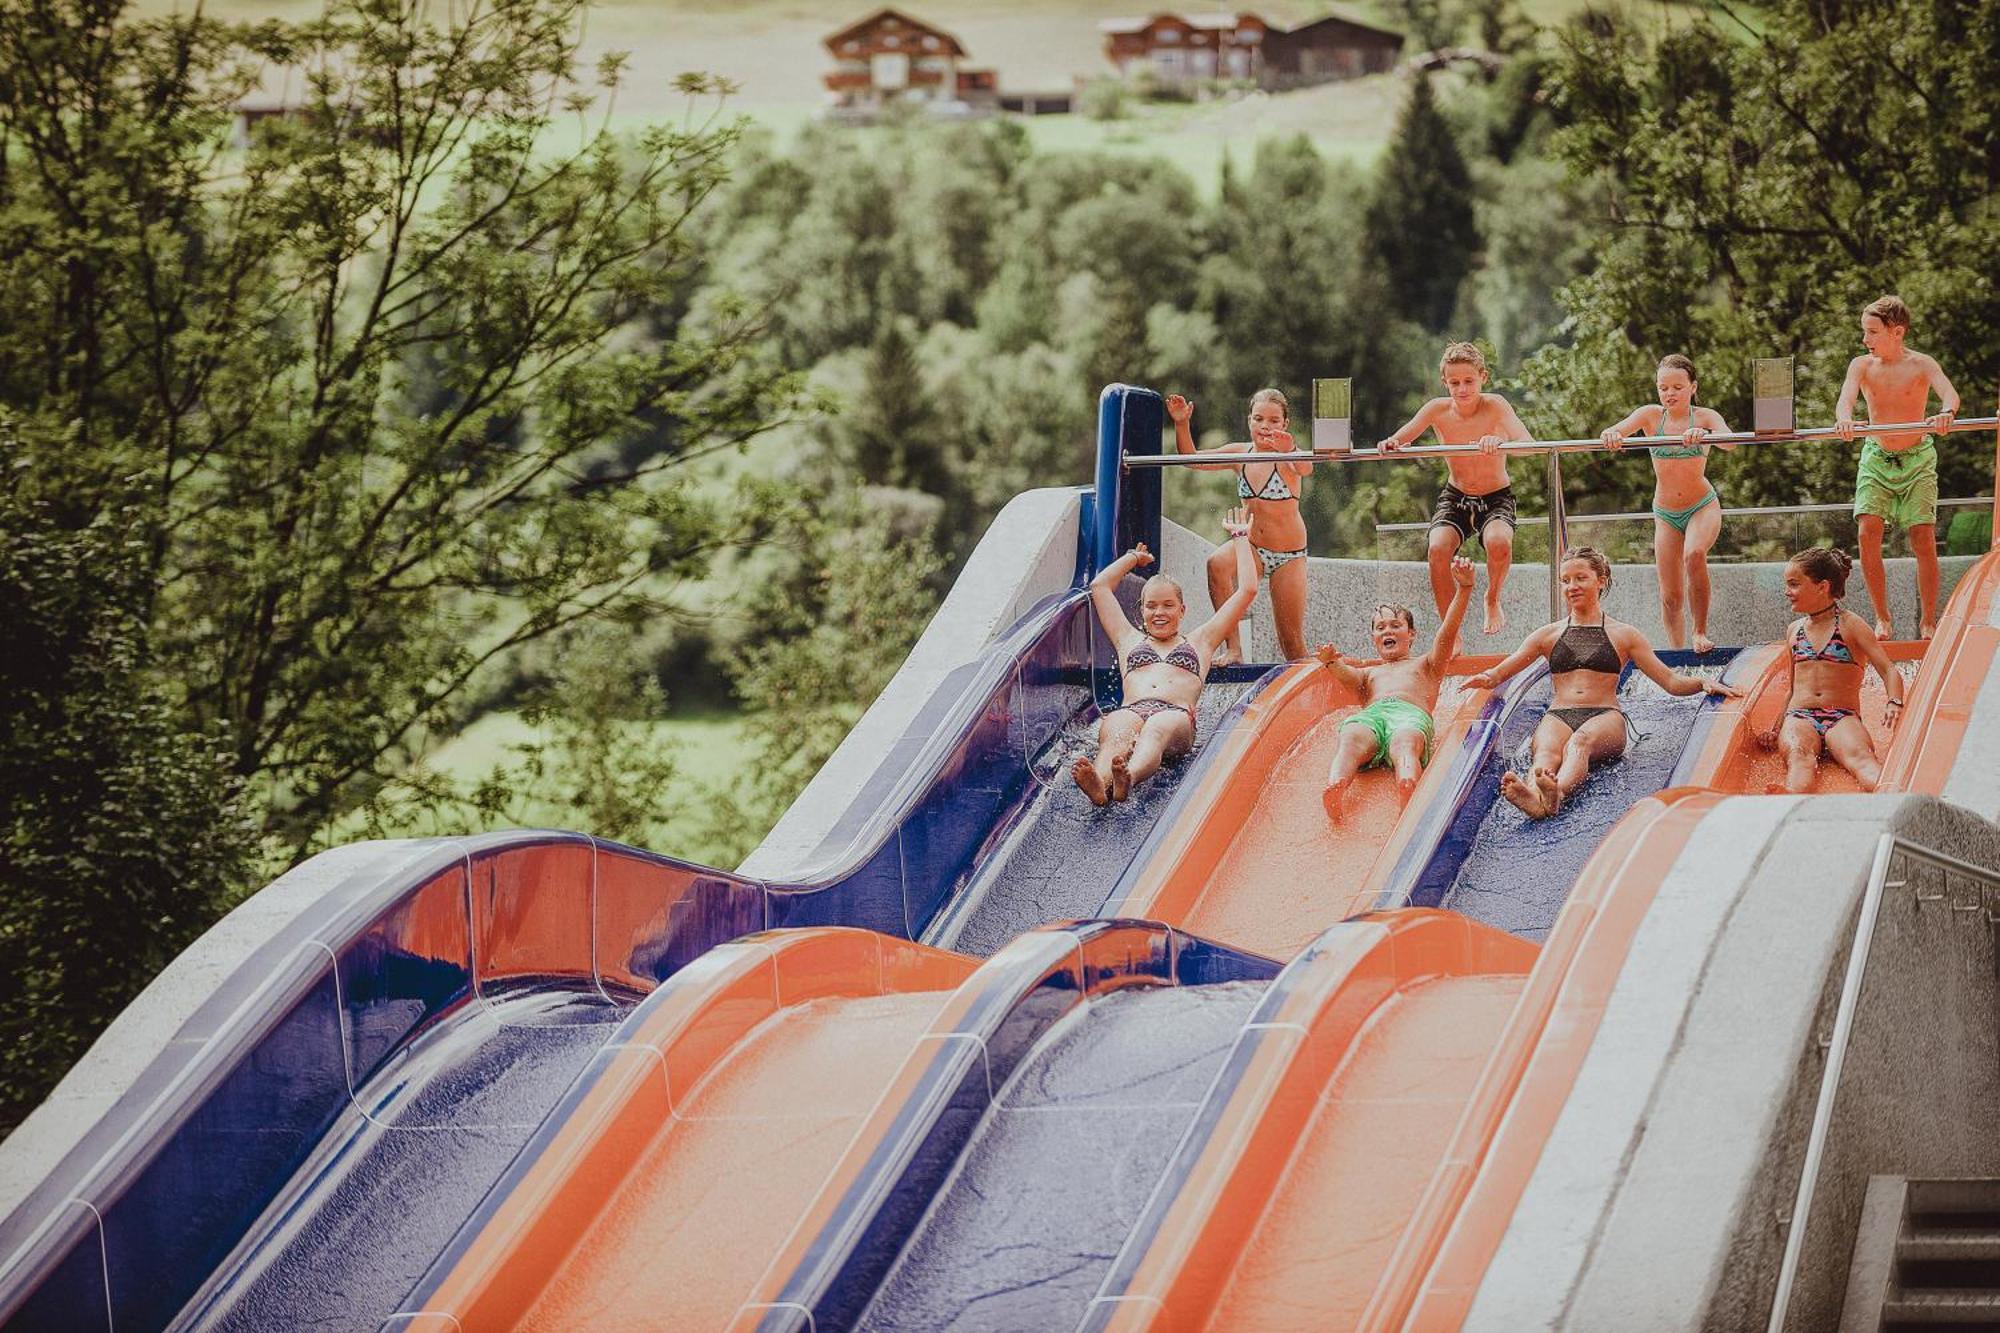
[1161,516,1971,660]
[1464,795,2000,1332]
[1942,579,2000,825]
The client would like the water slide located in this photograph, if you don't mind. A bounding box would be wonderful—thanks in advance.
[4,368,1995,1333]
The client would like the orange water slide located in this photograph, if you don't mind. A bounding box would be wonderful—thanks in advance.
[396,928,974,1332]
[1107,659,1498,960]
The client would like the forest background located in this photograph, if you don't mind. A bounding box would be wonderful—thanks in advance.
[2,0,1996,1131]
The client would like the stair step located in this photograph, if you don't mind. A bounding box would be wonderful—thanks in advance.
[1884,1289,2000,1323]
[1902,1233,2000,1263]
[1911,1181,2000,1217]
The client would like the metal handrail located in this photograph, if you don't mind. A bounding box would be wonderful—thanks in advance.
[1122,415,1999,469]
[1372,495,1995,534]
[1766,836,2000,1332]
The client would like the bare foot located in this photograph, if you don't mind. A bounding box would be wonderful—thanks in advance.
[1692,631,1715,655]
[1874,618,1894,640]
[1764,781,1787,794]
[1500,771,1546,818]
[1483,601,1507,636]
[1073,758,1107,807]
[1322,779,1349,822]
[1396,776,1419,807]
[1109,753,1132,802]
[1213,643,1238,668]
[1920,620,1937,640]
[1534,767,1563,818]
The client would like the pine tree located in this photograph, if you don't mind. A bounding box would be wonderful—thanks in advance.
[1363,76,1480,332]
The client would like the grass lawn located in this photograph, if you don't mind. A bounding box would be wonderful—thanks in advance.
[389,707,763,867]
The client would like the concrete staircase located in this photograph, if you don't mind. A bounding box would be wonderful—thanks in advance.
[1845,1177,2000,1330]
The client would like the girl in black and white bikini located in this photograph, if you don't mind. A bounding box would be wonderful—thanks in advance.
[1166,389,1312,662]
[1464,547,1739,819]
[1073,509,1261,807]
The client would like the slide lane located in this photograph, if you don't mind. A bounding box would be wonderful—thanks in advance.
[1100,659,1503,962]
[387,922,1280,1331]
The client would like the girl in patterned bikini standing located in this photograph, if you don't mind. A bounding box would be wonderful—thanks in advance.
[1166,389,1312,662]
[1599,354,1736,654]
[1761,547,1903,793]
[1072,509,1261,807]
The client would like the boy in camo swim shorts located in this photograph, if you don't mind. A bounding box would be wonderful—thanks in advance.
[1835,295,1960,640]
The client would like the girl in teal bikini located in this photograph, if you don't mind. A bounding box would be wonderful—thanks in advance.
[1600,354,1736,654]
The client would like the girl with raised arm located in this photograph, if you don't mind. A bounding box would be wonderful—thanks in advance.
[1600,354,1736,654]
[1073,509,1261,807]
[1166,389,1311,662]
[1464,547,1738,820]
[1763,547,1903,792]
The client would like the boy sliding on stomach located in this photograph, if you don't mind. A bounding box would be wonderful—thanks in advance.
[1315,555,1474,820]
[1834,294,1959,639]
[1380,342,1534,637]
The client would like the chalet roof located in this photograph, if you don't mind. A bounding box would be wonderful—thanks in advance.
[1098,12,1262,34]
[825,7,968,57]
[1282,10,1405,41]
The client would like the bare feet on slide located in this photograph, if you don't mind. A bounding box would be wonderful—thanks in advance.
[1875,617,1894,640]
[1692,631,1715,655]
[1764,781,1789,795]
[1109,753,1132,802]
[1322,779,1349,822]
[1500,771,1546,818]
[1921,620,1937,640]
[1534,767,1563,818]
[1483,601,1507,636]
[1396,776,1418,807]
[1073,758,1107,807]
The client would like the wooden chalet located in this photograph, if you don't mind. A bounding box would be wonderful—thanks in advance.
[1099,9,1403,88]
[823,8,998,111]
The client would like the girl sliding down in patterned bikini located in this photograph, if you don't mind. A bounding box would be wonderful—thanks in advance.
[1167,389,1312,662]
[1465,547,1739,820]
[1760,547,1903,793]
[1315,556,1474,821]
[1072,508,1260,807]
[1599,353,1736,654]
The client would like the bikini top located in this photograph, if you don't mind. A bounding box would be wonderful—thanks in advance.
[1126,636,1204,677]
[1648,406,1709,460]
[1548,617,1624,676]
[1237,460,1297,502]
[1791,608,1856,665]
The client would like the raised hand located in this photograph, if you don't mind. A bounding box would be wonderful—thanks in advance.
[1315,643,1345,668]
[1128,541,1155,568]
[1222,505,1252,540]
[1166,393,1194,424]
[1451,555,1476,589]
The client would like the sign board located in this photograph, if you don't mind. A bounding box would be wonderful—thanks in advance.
[1312,377,1352,452]
[1753,356,1795,433]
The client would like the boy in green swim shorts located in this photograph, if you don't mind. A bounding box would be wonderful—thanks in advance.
[1834,295,1960,639]
[1315,556,1474,820]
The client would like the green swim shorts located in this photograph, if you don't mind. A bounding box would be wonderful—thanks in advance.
[1853,436,1939,532]
[1339,696,1436,769]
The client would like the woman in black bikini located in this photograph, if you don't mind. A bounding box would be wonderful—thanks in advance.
[1465,547,1738,819]
[1073,508,1261,806]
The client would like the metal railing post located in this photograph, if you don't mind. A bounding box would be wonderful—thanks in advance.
[1546,449,1568,620]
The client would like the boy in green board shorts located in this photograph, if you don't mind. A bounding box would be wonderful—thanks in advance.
[1835,294,1960,639]
[1315,556,1474,820]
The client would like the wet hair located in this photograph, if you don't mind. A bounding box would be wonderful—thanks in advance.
[1562,545,1613,585]
[1373,603,1417,633]
[1863,295,1912,330]
[1141,573,1185,606]
[1439,341,1488,377]
[1788,546,1852,597]
[1248,387,1290,421]
[1657,353,1698,393]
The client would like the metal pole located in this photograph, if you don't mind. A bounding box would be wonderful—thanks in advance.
[1116,415,2000,469]
[1545,449,1568,620]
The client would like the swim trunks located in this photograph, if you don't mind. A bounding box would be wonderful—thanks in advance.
[1430,483,1517,544]
[1338,697,1436,768]
[1853,436,1938,531]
